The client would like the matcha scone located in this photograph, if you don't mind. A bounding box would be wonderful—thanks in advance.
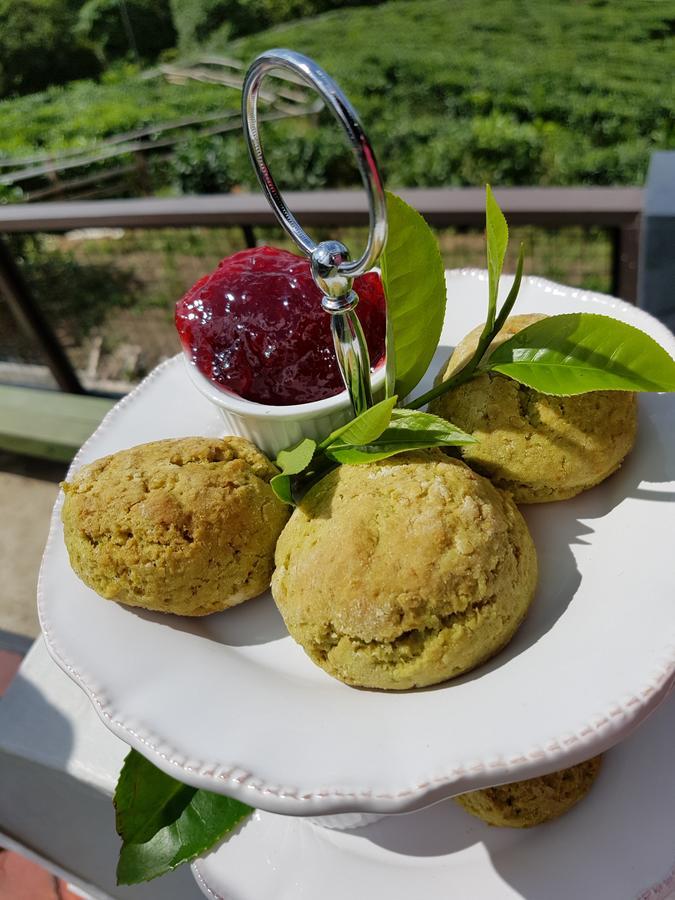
[431,314,637,503]
[62,436,290,615]
[272,450,537,690]
[456,755,602,827]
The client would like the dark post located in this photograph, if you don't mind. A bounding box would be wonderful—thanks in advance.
[611,221,640,303]
[638,151,675,330]
[241,224,257,248]
[0,238,84,393]
[134,151,153,196]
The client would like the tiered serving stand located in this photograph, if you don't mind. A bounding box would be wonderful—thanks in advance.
[39,270,675,899]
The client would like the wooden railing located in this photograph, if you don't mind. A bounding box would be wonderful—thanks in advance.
[0,186,643,394]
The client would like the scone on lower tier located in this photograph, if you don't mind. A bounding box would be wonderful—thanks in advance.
[455,755,602,827]
[431,314,637,503]
[62,436,290,616]
[272,450,537,690]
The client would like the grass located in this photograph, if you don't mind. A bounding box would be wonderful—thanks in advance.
[61,221,613,311]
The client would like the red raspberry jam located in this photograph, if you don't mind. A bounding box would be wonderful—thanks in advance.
[175,246,386,405]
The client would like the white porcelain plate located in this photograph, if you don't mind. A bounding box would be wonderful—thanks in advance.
[192,686,675,900]
[38,270,675,816]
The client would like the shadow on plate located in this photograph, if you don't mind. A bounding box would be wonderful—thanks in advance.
[343,689,675,900]
[127,592,289,647]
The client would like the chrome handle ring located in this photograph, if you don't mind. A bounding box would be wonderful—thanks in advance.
[242,48,387,279]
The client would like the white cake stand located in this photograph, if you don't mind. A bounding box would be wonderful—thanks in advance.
[192,685,675,900]
[39,271,675,820]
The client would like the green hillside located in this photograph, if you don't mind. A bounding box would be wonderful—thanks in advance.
[0,67,236,158]
[232,0,674,186]
[0,0,672,187]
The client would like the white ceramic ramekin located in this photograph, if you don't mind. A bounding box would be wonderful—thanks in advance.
[184,357,386,458]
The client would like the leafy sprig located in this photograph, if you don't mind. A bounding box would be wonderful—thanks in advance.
[485,312,675,394]
[408,186,524,409]
[270,396,475,503]
[113,185,675,887]
[114,750,253,885]
[269,184,675,504]
[409,185,675,409]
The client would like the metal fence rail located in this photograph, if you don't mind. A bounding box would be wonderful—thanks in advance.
[0,187,643,394]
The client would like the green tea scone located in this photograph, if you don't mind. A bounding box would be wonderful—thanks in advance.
[62,436,290,616]
[271,450,537,690]
[431,314,637,503]
[455,755,602,827]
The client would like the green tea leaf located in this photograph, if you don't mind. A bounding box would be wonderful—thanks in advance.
[270,475,293,504]
[485,184,509,331]
[380,191,446,401]
[271,437,317,503]
[115,752,193,846]
[320,396,397,448]
[325,408,475,464]
[485,313,675,394]
[114,750,252,885]
[117,791,252,885]
[276,438,317,475]
[388,408,478,440]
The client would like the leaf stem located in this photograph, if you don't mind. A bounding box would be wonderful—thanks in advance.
[406,340,490,409]
[490,242,524,338]
[407,244,524,411]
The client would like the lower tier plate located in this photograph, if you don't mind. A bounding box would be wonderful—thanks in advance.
[193,686,675,900]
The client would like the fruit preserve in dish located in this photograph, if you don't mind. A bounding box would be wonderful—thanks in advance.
[175,246,386,405]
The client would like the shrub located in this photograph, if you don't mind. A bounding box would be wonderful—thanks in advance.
[75,0,177,65]
[172,133,251,194]
[0,0,100,98]
[172,119,357,194]
[171,0,384,50]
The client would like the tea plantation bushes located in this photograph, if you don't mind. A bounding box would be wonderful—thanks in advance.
[171,0,384,49]
[172,119,357,193]
[0,0,99,98]
[232,0,674,187]
[0,0,672,187]
[0,70,231,157]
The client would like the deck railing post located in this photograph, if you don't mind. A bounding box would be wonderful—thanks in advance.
[0,238,84,393]
[612,220,640,303]
[638,151,675,329]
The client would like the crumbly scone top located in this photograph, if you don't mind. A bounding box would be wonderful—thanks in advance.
[273,449,534,644]
[61,435,281,548]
